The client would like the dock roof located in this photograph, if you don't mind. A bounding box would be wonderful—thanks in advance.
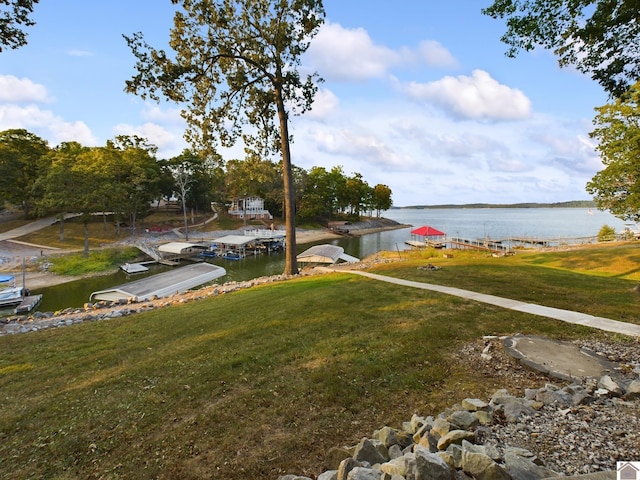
[90,263,226,302]
[157,242,208,254]
[212,235,256,247]
[297,244,359,264]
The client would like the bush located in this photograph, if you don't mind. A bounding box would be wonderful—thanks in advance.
[597,224,616,242]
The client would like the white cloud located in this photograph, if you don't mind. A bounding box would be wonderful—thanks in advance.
[140,103,184,124]
[0,104,96,145]
[305,88,339,119]
[113,121,187,159]
[403,70,532,120]
[308,22,402,81]
[417,40,459,68]
[0,75,50,103]
[311,127,402,167]
[67,49,93,57]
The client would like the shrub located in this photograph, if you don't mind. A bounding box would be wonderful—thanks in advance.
[597,224,616,242]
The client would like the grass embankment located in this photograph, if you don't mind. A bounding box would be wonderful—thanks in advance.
[0,245,639,479]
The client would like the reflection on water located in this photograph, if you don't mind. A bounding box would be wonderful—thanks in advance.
[29,207,631,313]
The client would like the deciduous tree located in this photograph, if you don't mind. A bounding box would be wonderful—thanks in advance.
[586,81,640,222]
[0,128,49,216]
[0,0,39,53]
[482,0,640,97]
[125,0,325,275]
[371,184,392,217]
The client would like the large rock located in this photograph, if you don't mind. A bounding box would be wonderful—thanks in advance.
[461,450,510,480]
[414,446,454,480]
[437,430,475,451]
[353,438,387,465]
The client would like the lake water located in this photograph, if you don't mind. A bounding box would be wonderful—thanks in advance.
[28,207,632,313]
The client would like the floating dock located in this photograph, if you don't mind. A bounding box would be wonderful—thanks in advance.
[90,263,226,302]
[120,262,150,274]
[15,294,43,314]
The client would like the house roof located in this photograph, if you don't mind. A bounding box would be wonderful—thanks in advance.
[410,225,446,237]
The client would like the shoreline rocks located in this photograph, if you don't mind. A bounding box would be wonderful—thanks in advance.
[280,370,639,480]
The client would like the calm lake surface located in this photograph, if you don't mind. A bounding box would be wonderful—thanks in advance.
[30,207,631,313]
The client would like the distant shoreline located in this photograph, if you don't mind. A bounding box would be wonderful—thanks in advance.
[392,201,596,210]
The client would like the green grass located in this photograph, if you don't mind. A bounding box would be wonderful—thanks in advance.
[375,243,640,322]
[45,247,141,275]
[0,247,633,479]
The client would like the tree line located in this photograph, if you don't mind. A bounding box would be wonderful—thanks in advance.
[0,128,393,228]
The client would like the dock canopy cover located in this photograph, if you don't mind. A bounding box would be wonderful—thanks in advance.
[297,244,359,264]
[90,263,226,302]
[410,226,446,237]
[157,242,208,254]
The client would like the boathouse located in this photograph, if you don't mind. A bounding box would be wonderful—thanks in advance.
[297,244,359,265]
[157,242,209,261]
[228,196,273,221]
[405,225,447,249]
[90,263,226,302]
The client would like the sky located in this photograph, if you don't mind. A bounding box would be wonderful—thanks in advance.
[0,0,610,207]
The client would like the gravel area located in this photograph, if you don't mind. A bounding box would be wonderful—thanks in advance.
[461,336,640,475]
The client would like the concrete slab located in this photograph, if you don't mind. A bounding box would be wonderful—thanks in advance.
[503,335,619,382]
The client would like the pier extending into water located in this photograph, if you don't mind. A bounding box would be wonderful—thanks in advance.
[447,235,600,253]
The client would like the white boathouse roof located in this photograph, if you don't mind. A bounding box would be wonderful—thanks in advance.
[297,244,359,264]
[212,235,256,247]
[157,242,208,254]
[90,263,226,302]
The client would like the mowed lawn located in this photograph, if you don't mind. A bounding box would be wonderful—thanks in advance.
[0,243,638,479]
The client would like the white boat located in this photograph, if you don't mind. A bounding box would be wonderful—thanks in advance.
[0,275,26,308]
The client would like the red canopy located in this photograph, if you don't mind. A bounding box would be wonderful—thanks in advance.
[410,225,446,237]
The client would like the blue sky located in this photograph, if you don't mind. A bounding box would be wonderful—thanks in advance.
[0,1,609,207]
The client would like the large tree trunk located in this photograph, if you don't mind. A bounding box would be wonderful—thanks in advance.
[59,213,65,242]
[276,89,298,276]
[83,221,89,257]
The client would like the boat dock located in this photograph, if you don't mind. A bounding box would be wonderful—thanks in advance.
[15,294,43,314]
[90,263,226,302]
[448,237,512,253]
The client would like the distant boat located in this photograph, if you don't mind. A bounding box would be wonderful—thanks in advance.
[221,251,243,261]
[587,209,594,215]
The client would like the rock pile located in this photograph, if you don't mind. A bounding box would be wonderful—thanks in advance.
[0,273,302,336]
[279,369,640,480]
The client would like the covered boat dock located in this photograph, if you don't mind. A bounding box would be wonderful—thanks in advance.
[405,225,447,249]
[90,263,226,302]
[297,244,359,265]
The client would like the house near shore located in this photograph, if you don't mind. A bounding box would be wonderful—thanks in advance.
[228,196,273,221]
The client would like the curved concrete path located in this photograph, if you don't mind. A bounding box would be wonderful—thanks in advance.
[341,270,640,338]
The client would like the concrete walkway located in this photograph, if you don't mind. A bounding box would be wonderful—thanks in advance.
[0,216,59,242]
[343,270,640,338]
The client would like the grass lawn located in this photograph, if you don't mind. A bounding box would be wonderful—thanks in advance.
[1,242,637,479]
[375,243,640,323]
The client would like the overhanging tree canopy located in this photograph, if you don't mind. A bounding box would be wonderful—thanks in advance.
[124,0,325,275]
[482,0,640,98]
[0,0,39,53]
[586,81,640,222]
